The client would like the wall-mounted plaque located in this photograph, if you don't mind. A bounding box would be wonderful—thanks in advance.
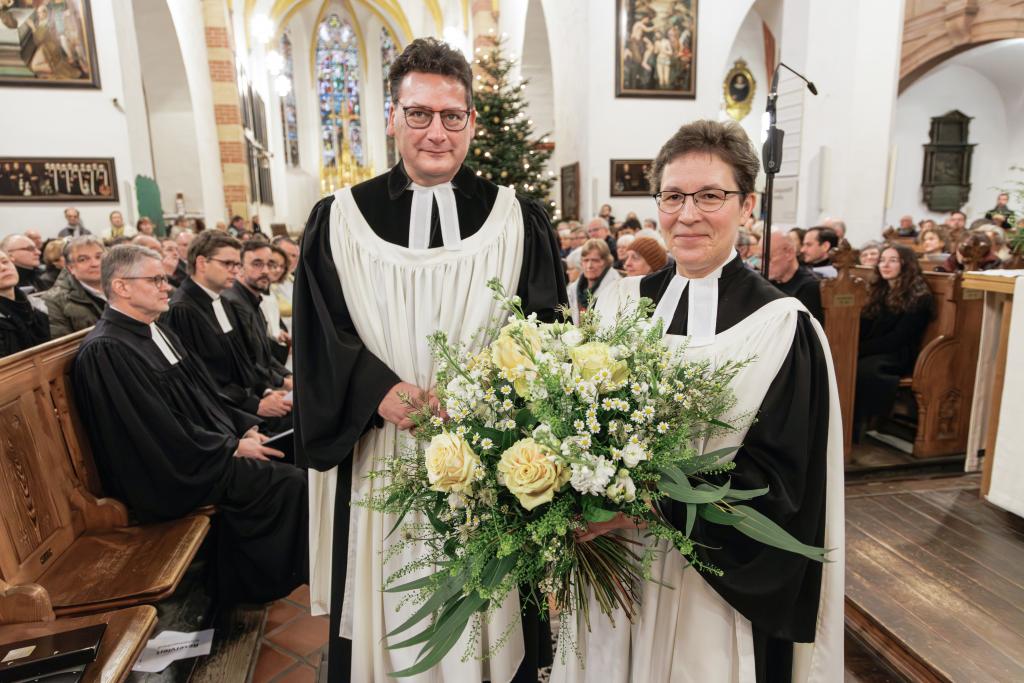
[0,157,118,201]
[921,110,974,212]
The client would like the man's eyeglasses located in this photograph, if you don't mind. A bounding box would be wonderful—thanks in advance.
[397,102,472,131]
[8,246,40,254]
[653,189,745,214]
[207,257,242,270]
[121,275,170,287]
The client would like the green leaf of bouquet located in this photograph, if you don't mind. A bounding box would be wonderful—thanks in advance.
[659,479,731,504]
[386,496,416,539]
[697,504,743,526]
[387,572,465,638]
[385,566,449,594]
[390,595,483,677]
[685,502,696,537]
[659,464,690,486]
[515,408,538,431]
[583,505,618,523]
[700,446,740,461]
[728,505,829,562]
[723,485,770,502]
[425,501,449,534]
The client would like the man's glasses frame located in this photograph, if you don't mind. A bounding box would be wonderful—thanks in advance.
[397,102,472,131]
[121,275,170,287]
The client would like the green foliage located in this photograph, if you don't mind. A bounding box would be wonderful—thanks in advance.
[467,40,556,217]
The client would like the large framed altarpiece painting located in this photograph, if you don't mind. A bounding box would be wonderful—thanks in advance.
[616,0,697,99]
[0,0,100,88]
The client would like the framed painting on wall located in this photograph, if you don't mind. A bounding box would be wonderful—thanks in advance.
[560,162,580,221]
[610,159,653,197]
[615,0,697,99]
[0,0,100,88]
[0,157,117,201]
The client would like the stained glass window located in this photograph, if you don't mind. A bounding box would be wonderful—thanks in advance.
[381,27,398,168]
[315,13,363,167]
[279,33,300,167]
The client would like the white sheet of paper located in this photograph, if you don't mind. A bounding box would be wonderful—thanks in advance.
[131,629,214,673]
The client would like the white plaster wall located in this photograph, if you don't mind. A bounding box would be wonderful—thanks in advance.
[0,0,143,239]
[149,109,204,216]
[722,8,768,156]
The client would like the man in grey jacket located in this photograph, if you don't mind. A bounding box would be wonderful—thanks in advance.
[42,236,106,337]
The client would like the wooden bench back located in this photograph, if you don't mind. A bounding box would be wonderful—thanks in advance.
[0,331,112,587]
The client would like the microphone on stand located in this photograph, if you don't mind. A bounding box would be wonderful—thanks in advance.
[760,62,818,278]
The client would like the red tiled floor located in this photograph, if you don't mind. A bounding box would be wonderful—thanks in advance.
[273,662,317,683]
[265,600,303,636]
[287,584,311,608]
[266,614,330,659]
[251,643,295,683]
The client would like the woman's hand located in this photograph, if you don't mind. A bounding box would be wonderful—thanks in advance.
[576,512,645,543]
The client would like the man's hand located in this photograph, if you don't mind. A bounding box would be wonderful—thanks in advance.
[234,437,285,461]
[244,427,268,442]
[277,330,291,346]
[258,391,292,417]
[280,375,294,391]
[576,512,645,543]
[378,381,428,431]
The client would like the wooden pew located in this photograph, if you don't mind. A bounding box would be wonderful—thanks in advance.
[820,245,870,460]
[0,332,209,617]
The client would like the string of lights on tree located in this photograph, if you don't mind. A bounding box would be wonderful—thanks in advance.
[467,38,557,218]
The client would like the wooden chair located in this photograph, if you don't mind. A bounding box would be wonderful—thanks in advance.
[820,244,869,460]
[0,577,156,683]
[0,334,209,617]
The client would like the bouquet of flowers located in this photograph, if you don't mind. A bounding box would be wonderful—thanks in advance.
[364,280,827,677]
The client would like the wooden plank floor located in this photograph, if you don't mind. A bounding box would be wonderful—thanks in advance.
[846,474,1024,682]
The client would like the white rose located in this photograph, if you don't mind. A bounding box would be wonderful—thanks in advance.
[425,432,482,494]
[620,442,648,468]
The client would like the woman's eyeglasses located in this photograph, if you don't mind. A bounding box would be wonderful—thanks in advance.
[653,189,744,214]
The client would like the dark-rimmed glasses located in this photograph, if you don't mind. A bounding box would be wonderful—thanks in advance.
[397,102,472,131]
[654,189,745,214]
[207,257,242,270]
[121,275,170,287]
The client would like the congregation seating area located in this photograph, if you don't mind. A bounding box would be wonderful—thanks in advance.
[0,333,209,680]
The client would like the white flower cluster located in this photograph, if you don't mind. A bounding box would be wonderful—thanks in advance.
[569,454,616,495]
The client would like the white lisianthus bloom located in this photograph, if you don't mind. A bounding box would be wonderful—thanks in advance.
[620,441,648,468]
[569,455,616,495]
[605,470,637,503]
[561,328,584,348]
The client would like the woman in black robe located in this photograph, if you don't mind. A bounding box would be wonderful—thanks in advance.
[0,249,50,358]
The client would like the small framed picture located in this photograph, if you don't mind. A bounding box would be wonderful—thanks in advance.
[560,162,580,221]
[723,59,756,121]
[610,159,653,197]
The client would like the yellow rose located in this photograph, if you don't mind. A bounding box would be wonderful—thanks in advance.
[497,438,570,510]
[425,432,482,494]
[570,342,629,386]
[490,322,542,376]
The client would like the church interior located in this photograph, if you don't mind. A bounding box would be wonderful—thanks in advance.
[1,0,1024,681]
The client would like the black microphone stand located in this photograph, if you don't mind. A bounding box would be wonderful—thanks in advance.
[760,62,818,279]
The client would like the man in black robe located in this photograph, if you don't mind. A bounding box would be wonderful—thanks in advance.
[73,244,307,604]
[293,38,566,682]
[221,240,292,392]
[767,230,824,323]
[162,231,292,432]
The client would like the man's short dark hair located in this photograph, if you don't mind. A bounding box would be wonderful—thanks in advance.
[240,240,271,261]
[951,210,967,219]
[807,226,839,250]
[188,230,240,274]
[648,119,760,195]
[388,38,473,109]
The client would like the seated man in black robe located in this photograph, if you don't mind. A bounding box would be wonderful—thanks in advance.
[767,229,824,323]
[162,231,292,433]
[73,244,308,604]
[0,248,50,358]
[221,241,292,392]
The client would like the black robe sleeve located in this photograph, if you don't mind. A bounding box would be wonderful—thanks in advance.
[668,313,829,643]
[516,196,569,322]
[73,338,236,520]
[293,196,401,471]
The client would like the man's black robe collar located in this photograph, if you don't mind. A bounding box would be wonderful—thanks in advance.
[231,280,263,310]
[180,276,220,309]
[100,306,153,340]
[386,160,481,200]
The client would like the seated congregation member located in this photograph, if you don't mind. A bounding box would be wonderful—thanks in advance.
[0,249,50,358]
[788,227,806,260]
[567,238,621,323]
[800,226,839,278]
[736,229,761,269]
[936,231,1001,272]
[614,233,634,270]
[556,119,842,683]
[919,226,949,260]
[73,245,308,604]
[38,238,65,291]
[768,230,824,323]
[159,238,186,287]
[1,234,44,292]
[163,231,293,428]
[262,243,291,364]
[221,241,293,389]
[855,245,933,437]
[858,241,882,268]
[42,236,107,337]
[896,214,918,238]
[621,235,667,276]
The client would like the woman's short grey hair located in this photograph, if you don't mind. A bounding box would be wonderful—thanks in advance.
[63,235,105,263]
[580,238,613,264]
[101,244,161,299]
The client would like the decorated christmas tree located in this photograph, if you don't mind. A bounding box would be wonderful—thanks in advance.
[468,40,556,217]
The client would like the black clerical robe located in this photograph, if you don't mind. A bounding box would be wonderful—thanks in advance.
[293,162,567,681]
[222,280,291,389]
[772,265,824,323]
[162,277,269,415]
[73,308,308,604]
[639,256,829,682]
[16,264,43,293]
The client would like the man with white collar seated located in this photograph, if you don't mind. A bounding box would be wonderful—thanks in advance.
[73,245,308,604]
[163,231,292,434]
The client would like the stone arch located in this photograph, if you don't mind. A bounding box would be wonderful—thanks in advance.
[899,0,1024,93]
